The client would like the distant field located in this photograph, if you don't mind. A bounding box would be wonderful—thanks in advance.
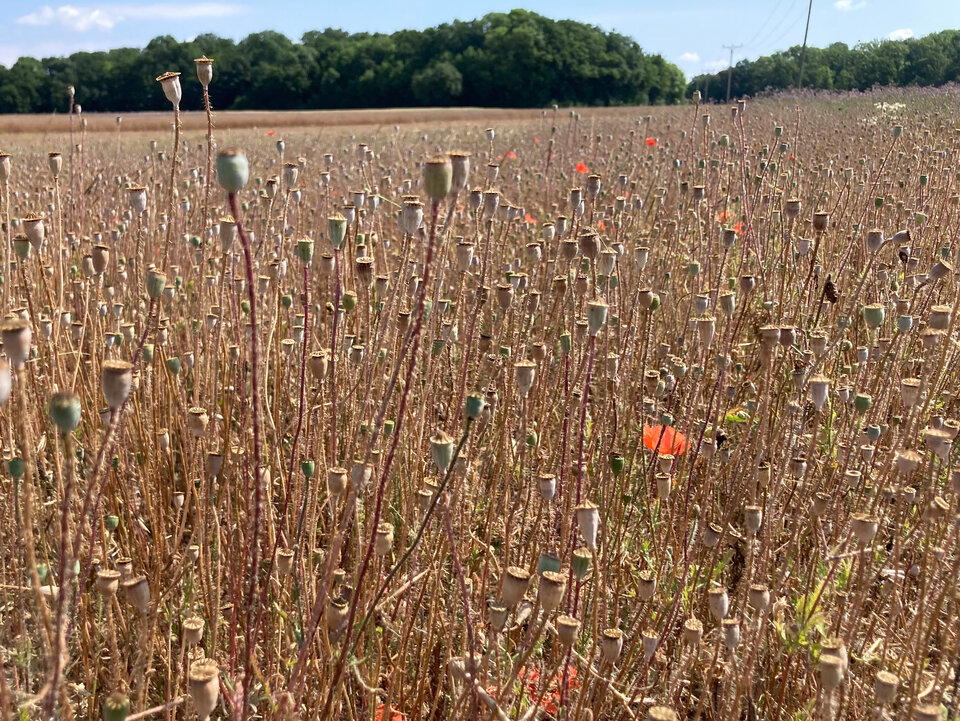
[0,106,644,134]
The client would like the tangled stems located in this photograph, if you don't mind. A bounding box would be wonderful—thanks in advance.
[227,190,265,716]
[306,199,443,714]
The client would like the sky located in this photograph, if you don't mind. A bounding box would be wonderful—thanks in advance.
[3,0,959,79]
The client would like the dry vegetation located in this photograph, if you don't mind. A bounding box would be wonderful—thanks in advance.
[0,65,959,721]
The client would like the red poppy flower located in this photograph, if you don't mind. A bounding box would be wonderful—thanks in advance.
[789,154,795,161]
[715,210,729,223]
[643,425,688,455]
[534,137,540,144]
[507,151,517,159]
[524,212,537,224]
[598,220,606,231]
[374,705,404,721]
[733,221,745,234]
[267,129,275,136]
[575,162,589,173]
[645,137,657,146]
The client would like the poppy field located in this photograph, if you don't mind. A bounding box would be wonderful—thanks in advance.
[1,72,960,721]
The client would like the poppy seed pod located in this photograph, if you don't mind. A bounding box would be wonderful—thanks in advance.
[219,218,237,250]
[538,570,566,612]
[429,430,454,473]
[48,391,81,433]
[96,568,121,596]
[182,615,204,645]
[147,269,167,300]
[326,597,349,633]
[216,148,248,193]
[103,693,130,721]
[808,374,830,411]
[683,617,703,645]
[122,575,150,613]
[102,360,134,409]
[501,566,531,606]
[23,214,44,250]
[155,71,182,107]
[637,569,657,600]
[537,472,556,501]
[188,658,220,721]
[556,615,580,646]
[423,155,452,202]
[783,197,801,220]
[586,299,608,336]
[187,407,209,437]
[708,586,729,621]
[748,583,770,611]
[308,350,329,380]
[399,200,423,236]
[1,318,31,367]
[743,505,762,535]
[601,628,623,662]
[575,501,600,550]
[448,150,470,194]
[850,513,879,544]
[374,522,394,557]
[350,462,372,489]
[195,55,213,87]
[487,600,508,632]
[721,618,740,649]
[481,190,500,220]
[819,654,844,691]
[874,670,898,704]
[514,360,536,397]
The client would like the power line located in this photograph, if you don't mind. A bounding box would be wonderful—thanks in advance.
[722,43,743,102]
[743,0,787,50]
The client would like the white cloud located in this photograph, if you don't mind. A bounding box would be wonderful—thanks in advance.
[834,0,867,11]
[678,52,700,63]
[703,59,730,73]
[888,28,914,40]
[16,3,244,32]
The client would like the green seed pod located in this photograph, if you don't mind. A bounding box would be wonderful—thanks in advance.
[146,269,166,300]
[863,304,885,328]
[296,238,314,264]
[465,393,484,419]
[142,344,154,363]
[610,452,625,476]
[854,393,872,414]
[103,692,131,721]
[328,214,347,249]
[301,460,315,479]
[8,457,24,479]
[166,357,181,375]
[216,148,249,193]
[49,391,82,433]
[423,155,453,202]
[105,515,120,532]
[572,547,592,579]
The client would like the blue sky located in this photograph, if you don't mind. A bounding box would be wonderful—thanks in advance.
[3,1,959,78]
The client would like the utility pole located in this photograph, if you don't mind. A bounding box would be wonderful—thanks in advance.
[797,0,814,88]
[722,43,743,103]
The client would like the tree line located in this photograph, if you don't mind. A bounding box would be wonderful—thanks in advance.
[689,30,960,101]
[0,9,686,113]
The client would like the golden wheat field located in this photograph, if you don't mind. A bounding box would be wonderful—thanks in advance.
[1,83,960,721]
